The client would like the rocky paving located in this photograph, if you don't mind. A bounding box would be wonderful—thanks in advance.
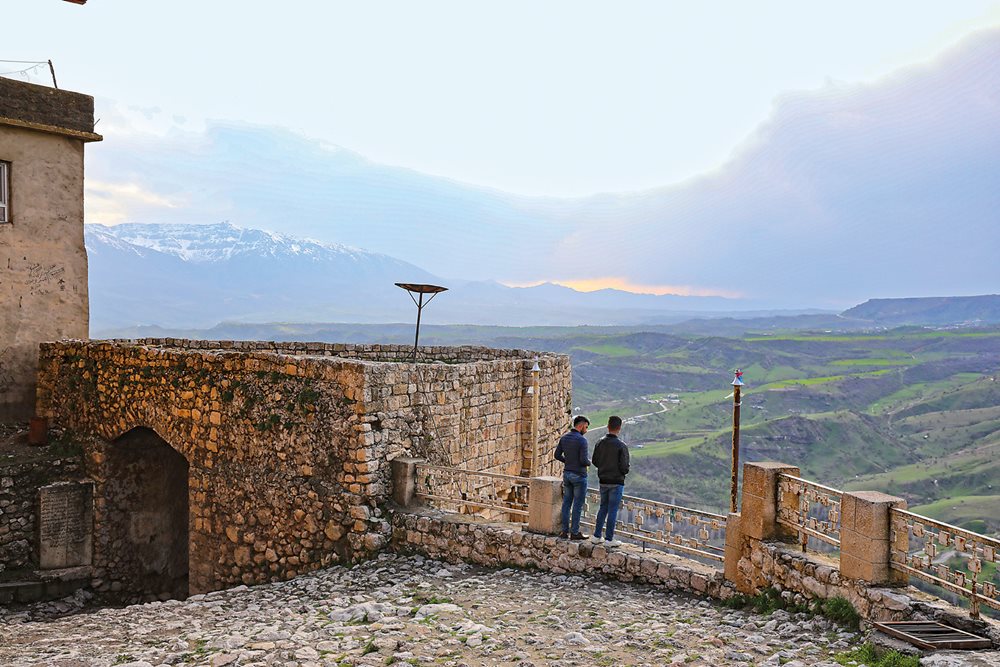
[0,552,922,666]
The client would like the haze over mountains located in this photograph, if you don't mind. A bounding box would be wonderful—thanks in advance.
[86,222,753,333]
[87,222,999,336]
[89,29,1000,309]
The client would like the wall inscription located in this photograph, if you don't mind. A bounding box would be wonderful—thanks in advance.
[38,481,93,569]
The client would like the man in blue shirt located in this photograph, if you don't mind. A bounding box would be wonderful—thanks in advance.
[555,415,590,539]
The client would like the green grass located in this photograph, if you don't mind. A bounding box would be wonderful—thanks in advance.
[869,373,985,415]
[759,369,893,391]
[910,496,1000,529]
[834,643,918,667]
[830,358,916,367]
[747,330,1000,343]
[575,344,636,357]
[630,434,710,458]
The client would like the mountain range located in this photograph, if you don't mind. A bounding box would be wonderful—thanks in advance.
[86,222,752,333]
[87,222,1000,335]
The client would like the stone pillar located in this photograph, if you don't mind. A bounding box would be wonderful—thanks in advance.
[840,491,908,585]
[723,512,749,591]
[740,462,800,541]
[391,457,424,508]
[527,476,563,535]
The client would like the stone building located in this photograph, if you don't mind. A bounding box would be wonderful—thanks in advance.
[0,77,101,421]
[35,339,572,600]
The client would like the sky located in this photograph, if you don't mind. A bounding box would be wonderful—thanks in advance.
[5,1,1000,308]
[7,1,1000,196]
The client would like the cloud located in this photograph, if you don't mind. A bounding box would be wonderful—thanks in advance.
[82,29,1000,308]
[548,29,1000,307]
[85,180,178,225]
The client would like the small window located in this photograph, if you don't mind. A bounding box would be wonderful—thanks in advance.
[0,161,9,224]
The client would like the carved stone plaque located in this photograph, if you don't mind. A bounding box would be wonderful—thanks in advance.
[37,481,94,569]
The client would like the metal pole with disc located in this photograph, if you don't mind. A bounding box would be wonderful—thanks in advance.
[395,283,448,361]
[730,369,744,513]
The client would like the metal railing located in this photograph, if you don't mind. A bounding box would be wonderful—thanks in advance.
[890,508,1000,619]
[777,474,843,551]
[580,489,726,563]
[413,463,529,519]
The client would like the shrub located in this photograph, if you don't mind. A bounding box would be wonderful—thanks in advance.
[821,596,861,630]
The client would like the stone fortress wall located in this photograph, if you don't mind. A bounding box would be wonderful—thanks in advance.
[34,338,572,600]
[0,77,101,421]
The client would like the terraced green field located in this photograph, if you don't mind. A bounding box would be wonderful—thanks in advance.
[562,326,1000,530]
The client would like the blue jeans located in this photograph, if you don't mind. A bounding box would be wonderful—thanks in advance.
[594,484,624,540]
[561,471,588,534]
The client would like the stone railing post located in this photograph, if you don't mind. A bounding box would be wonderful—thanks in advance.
[723,512,746,589]
[391,457,424,508]
[527,476,563,535]
[840,491,908,585]
[740,462,800,541]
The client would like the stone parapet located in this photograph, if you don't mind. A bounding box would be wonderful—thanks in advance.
[390,507,733,600]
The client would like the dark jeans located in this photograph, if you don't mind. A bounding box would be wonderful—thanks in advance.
[594,484,624,540]
[561,471,588,534]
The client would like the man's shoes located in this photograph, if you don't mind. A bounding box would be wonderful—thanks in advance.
[604,539,623,548]
[559,531,569,539]
[570,532,588,541]
[590,536,605,544]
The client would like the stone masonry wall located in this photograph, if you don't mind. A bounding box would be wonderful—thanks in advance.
[103,340,572,479]
[390,507,732,599]
[0,449,84,574]
[37,341,378,599]
[35,339,571,600]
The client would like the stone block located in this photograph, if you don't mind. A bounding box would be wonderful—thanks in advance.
[390,458,423,508]
[724,512,749,590]
[845,490,904,536]
[840,490,906,585]
[527,476,563,535]
[37,482,94,569]
[840,552,890,583]
[740,463,798,541]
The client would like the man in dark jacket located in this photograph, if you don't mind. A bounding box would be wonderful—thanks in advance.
[554,415,590,539]
[590,415,630,547]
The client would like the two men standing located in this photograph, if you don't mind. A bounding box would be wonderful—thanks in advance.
[555,415,630,545]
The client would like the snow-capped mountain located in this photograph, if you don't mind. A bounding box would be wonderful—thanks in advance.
[86,222,441,331]
[85,222,741,334]
[92,222,371,263]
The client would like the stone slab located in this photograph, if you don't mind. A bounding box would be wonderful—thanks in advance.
[37,481,93,569]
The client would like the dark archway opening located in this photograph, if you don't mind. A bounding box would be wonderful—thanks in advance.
[106,427,189,600]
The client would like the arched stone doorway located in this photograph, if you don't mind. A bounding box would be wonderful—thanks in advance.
[104,427,189,600]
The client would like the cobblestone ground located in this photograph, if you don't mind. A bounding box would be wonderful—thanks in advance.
[3,554,862,667]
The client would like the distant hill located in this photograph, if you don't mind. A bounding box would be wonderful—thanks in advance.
[841,295,1000,326]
